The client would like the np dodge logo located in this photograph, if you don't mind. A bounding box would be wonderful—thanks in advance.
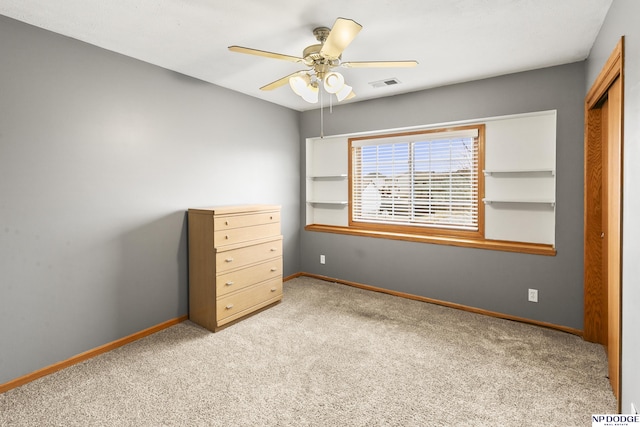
[592,414,640,426]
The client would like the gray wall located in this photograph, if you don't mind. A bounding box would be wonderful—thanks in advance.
[300,62,586,330]
[587,0,640,414]
[0,16,300,384]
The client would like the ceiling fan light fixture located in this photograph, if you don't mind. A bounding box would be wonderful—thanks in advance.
[289,74,311,96]
[289,75,319,103]
[335,84,353,102]
[301,83,319,103]
[323,71,345,94]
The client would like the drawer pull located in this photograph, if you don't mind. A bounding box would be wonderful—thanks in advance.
[225,304,234,310]
[225,235,229,240]
[225,220,229,225]
[270,216,273,220]
[225,281,234,286]
[270,287,277,292]
[270,267,277,272]
[270,248,277,252]
[225,258,234,263]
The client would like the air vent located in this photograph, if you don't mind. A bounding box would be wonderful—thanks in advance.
[369,78,401,88]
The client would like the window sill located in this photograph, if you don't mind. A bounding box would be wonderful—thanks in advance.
[304,224,556,256]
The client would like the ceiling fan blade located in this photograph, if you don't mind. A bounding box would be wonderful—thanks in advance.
[320,18,362,60]
[260,71,308,91]
[228,45,303,63]
[341,60,419,68]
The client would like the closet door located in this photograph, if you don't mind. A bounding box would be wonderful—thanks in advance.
[583,38,623,406]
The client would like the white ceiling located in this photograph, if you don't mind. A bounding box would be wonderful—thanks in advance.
[0,0,612,112]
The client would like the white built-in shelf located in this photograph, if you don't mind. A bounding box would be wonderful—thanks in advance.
[307,200,349,206]
[483,169,555,176]
[308,174,348,180]
[483,198,555,207]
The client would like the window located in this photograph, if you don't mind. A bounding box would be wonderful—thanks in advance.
[349,125,484,238]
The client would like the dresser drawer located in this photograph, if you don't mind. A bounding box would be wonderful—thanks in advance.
[214,210,280,230]
[214,222,280,247]
[217,277,283,324]
[216,257,282,296]
[216,238,282,273]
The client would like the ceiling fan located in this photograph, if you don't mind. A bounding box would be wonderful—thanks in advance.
[228,18,418,104]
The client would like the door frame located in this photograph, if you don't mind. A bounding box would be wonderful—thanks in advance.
[583,37,624,407]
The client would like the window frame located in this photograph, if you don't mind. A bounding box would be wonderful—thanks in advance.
[347,124,486,241]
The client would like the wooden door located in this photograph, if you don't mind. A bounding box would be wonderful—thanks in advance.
[583,38,623,406]
[604,77,622,399]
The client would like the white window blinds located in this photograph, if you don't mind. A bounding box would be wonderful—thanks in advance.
[351,128,480,231]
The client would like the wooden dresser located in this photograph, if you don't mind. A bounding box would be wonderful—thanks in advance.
[187,205,283,332]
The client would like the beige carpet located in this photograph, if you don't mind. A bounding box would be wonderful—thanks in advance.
[0,276,616,426]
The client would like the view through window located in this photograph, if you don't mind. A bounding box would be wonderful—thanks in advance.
[350,125,484,236]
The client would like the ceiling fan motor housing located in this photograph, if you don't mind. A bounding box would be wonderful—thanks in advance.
[303,45,337,77]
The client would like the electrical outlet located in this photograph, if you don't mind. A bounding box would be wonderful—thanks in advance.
[528,289,538,303]
[320,254,326,265]
[632,402,638,415]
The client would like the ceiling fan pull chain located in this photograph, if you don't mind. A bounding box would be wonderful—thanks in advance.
[320,88,324,138]
[329,82,334,114]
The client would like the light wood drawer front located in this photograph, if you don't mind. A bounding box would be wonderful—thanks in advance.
[216,257,282,296]
[214,223,280,247]
[214,211,280,230]
[217,278,283,322]
[216,239,282,273]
